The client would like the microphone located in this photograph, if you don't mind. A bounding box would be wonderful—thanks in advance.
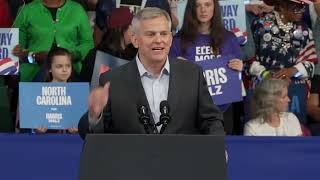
[157,100,171,134]
[137,104,152,134]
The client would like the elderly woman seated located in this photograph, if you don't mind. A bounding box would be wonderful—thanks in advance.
[244,79,302,136]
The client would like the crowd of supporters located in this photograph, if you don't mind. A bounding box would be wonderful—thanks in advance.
[0,0,320,136]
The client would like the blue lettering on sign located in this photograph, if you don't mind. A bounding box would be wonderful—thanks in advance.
[223,18,236,30]
[0,33,13,46]
[0,47,9,59]
[290,96,301,114]
[220,5,238,17]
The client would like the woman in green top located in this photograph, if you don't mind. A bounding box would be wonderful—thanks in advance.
[13,0,94,82]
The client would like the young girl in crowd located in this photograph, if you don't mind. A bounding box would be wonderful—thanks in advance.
[244,79,302,136]
[169,0,243,134]
[33,47,78,134]
[44,47,73,83]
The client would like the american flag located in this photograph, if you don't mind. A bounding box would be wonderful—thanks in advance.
[0,57,19,75]
[296,40,318,64]
[231,28,248,46]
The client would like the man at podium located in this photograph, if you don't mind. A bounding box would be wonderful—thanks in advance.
[78,7,224,139]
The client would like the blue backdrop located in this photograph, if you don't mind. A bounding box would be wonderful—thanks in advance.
[1,134,319,180]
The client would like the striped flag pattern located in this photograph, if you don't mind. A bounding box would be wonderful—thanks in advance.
[231,28,248,45]
[0,58,19,75]
[296,41,318,64]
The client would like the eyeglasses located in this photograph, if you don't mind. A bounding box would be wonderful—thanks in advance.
[287,3,306,14]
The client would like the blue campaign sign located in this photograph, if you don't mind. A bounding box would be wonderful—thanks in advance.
[91,51,129,89]
[196,56,242,105]
[288,80,307,124]
[19,82,89,129]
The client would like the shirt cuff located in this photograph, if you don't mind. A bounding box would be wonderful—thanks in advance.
[249,61,266,77]
[88,112,102,130]
[294,62,310,79]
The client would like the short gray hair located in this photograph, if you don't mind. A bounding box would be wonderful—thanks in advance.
[131,7,172,34]
[251,79,290,119]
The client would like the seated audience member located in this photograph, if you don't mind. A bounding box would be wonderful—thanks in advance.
[17,48,78,134]
[244,79,303,136]
[249,0,316,82]
[169,0,243,134]
[93,0,172,46]
[307,74,320,135]
[78,7,224,139]
[12,0,94,82]
[80,7,137,83]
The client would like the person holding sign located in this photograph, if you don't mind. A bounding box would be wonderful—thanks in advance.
[249,0,317,81]
[12,0,94,82]
[18,47,78,134]
[169,0,243,134]
[80,7,137,83]
[78,7,224,139]
[244,79,303,136]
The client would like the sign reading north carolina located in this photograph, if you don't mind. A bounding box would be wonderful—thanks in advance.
[0,28,19,75]
[196,56,242,105]
[19,83,89,129]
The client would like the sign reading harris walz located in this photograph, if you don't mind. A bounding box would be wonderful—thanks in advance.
[196,56,242,105]
[19,83,89,129]
[0,28,19,75]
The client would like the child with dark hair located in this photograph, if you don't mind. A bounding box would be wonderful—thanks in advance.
[36,47,78,134]
[44,47,73,83]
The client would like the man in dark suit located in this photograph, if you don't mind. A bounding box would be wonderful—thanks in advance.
[78,7,224,139]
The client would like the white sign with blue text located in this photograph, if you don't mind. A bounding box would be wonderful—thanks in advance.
[219,0,246,32]
[19,83,89,129]
[0,28,19,75]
